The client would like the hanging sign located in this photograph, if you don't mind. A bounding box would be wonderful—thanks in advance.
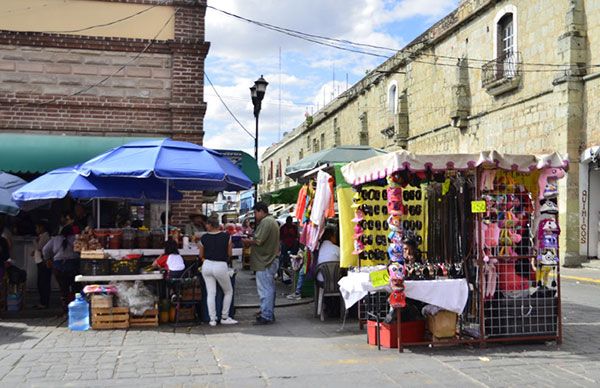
[369,269,390,288]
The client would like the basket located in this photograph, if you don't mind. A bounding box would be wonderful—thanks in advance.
[426,311,458,338]
[111,259,139,275]
[80,259,111,276]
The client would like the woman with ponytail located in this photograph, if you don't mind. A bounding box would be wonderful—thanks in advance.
[43,211,81,312]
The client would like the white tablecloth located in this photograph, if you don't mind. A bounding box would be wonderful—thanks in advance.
[75,273,164,282]
[338,272,469,314]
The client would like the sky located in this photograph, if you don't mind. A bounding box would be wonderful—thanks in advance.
[203,0,461,161]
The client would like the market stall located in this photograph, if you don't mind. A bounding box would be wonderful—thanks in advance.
[12,139,252,327]
[338,150,567,350]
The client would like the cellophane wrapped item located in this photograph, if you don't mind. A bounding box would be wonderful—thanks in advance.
[113,281,156,315]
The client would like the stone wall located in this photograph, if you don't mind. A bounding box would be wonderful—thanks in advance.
[261,0,597,264]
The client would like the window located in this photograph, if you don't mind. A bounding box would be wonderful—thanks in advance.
[286,156,290,166]
[333,117,341,146]
[276,160,282,178]
[268,160,273,180]
[313,138,319,152]
[320,133,325,150]
[498,14,514,57]
[299,148,304,160]
[387,82,398,114]
[482,5,520,93]
[359,112,369,146]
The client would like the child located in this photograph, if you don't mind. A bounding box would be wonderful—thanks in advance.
[152,239,185,279]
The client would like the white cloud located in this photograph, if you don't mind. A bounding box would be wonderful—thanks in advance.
[203,0,460,159]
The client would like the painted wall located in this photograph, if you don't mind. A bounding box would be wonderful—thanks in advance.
[0,0,175,40]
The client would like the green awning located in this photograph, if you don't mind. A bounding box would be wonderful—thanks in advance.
[0,135,261,184]
[214,149,260,184]
[262,184,301,205]
[0,134,155,173]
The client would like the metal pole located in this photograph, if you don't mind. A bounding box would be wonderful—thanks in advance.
[97,199,101,229]
[165,178,170,241]
[254,113,259,202]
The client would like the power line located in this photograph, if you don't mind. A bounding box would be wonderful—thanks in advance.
[207,5,600,72]
[205,73,255,140]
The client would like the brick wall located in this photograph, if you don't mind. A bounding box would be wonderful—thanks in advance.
[0,0,210,225]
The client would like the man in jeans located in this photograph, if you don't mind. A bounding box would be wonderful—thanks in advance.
[243,202,280,325]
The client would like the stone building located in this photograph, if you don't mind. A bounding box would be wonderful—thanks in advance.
[261,0,599,266]
[0,0,209,224]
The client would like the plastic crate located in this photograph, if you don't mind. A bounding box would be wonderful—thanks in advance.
[81,259,111,276]
[367,320,426,348]
[111,259,139,275]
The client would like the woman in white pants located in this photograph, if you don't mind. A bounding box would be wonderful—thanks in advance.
[199,216,237,326]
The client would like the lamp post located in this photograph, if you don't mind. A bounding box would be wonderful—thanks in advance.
[250,75,268,201]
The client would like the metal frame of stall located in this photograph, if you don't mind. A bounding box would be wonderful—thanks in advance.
[350,161,563,351]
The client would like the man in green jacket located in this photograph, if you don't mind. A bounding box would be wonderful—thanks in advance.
[242,202,280,324]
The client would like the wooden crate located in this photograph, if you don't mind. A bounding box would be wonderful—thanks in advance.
[130,308,159,327]
[91,295,113,309]
[91,307,129,330]
[181,286,202,301]
[179,306,196,321]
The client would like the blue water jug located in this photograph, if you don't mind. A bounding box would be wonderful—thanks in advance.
[68,293,90,331]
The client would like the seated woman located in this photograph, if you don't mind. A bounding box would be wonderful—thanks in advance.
[152,239,185,279]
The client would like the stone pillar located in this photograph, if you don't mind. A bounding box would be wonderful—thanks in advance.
[553,0,587,266]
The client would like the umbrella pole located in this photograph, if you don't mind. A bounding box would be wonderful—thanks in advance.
[97,199,101,229]
[165,179,169,241]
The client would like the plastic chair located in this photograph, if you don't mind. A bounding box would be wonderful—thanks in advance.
[167,262,201,329]
[313,261,344,321]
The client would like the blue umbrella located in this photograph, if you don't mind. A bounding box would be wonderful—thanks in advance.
[12,167,183,211]
[76,139,253,239]
[76,138,253,191]
[0,171,26,216]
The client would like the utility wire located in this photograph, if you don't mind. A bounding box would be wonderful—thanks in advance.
[205,73,255,140]
[207,5,600,72]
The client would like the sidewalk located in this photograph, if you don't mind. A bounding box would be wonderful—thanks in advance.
[1,259,311,320]
[561,259,600,284]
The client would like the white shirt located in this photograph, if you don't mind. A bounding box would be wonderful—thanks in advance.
[166,254,185,271]
[316,240,340,282]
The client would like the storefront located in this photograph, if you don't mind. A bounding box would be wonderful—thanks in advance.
[338,150,567,349]
[579,146,600,260]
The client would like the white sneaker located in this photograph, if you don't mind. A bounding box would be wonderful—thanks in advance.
[220,317,238,325]
[209,320,217,327]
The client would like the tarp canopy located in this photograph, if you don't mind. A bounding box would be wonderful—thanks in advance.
[262,184,301,205]
[285,145,387,180]
[341,150,569,185]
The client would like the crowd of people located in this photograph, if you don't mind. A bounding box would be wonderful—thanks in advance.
[1,201,341,326]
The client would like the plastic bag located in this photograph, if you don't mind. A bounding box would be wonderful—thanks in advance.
[113,281,156,315]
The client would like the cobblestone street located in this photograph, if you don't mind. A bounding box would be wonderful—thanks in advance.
[1,276,600,387]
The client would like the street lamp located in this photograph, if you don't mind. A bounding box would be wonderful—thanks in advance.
[250,75,268,200]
